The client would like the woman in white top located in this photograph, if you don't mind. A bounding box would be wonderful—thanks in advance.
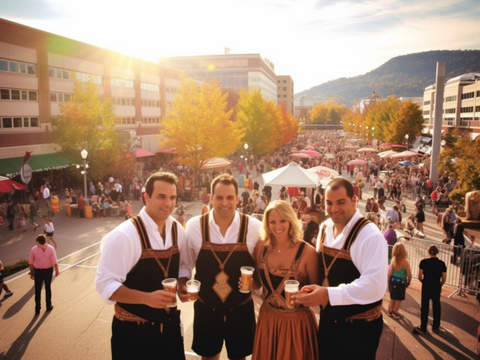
[43,217,57,249]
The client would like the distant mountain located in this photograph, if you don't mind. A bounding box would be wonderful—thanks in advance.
[296,50,480,106]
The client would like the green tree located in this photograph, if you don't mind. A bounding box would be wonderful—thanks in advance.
[236,88,278,156]
[52,76,123,180]
[160,78,240,185]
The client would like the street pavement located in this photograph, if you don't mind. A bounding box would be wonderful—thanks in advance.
[1,171,480,359]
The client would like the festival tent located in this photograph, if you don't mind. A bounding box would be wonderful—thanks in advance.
[390,151,424,159]
[0,176,26,192]
[262,162,320,187]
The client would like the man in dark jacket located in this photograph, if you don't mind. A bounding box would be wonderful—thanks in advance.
[303,214,319,246]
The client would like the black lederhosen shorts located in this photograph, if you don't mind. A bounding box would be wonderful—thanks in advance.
[192,299,255,359]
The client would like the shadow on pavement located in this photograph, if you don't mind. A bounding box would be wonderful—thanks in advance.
[2,285,35,319]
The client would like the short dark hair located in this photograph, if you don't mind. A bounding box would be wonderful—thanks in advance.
[145,172,178,197]
[428,245,439,255]
[211,173,238,195]
[326,177,354,198]
[36,234,46,245]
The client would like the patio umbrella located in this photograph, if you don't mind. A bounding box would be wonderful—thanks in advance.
[262,162,320,187]
[377,150,397,158]
[398,161,415,166]
[290,147,299,153]
[299,150,323,157]
[320,162,333,168]
[347,159,368,165]
[345,145,359,150]
[390,151,424,159]
[304,145,315,150]
[0,176,26,192]
[308,166,340,178]
[357,147,378,153]
[201,157,232,170]
[290,153,311,158]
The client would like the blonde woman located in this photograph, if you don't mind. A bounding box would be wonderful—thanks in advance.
[388,243,412,319]
[251,200,319,360]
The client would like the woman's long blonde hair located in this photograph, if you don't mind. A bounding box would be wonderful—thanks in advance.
[260,200,303,250]
[391,242,408,267]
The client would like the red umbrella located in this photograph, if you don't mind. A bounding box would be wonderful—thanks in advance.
[304,145,315,150]
[347,159,368,165]
[300,150,323,157]
[0,176,26,192]
[290,153,311,158]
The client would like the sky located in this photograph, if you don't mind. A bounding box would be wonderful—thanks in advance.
[1,0,480,93]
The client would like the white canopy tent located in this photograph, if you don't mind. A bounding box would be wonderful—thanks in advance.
[262,162,320,187]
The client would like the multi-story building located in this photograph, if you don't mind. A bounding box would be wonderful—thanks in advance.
[0,18,183,177]
[423,73,480,139]
[276,75,294,115]
[159,54,279,103]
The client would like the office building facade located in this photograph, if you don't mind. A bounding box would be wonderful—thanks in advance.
[276,75,294,115]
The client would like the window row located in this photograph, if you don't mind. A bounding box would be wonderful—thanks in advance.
[50,92,73,103]
[111,77,134,88]
[115,117,136,125]
[49,67,102,85]
[423,110,430,115]
[143,117,160,124]
[0,59,36,75]
[141,82,160,92]
[444,108,456,114]
[461,106,474,113]
[1,88,38,101]
[113,97,135,106]
[461,92,475,100]
[445,95,457,102]
[141,99,160,107]
[1,116,39,128]
[165,87,178,93]
[424,100,431,105]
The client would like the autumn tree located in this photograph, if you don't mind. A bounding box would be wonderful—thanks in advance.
[160,78,240,185]
[437,135,480,202]
[236,88,278,156]
[277,103,299,145]
[365,96,401,141]
[385,100,424,145]
[52,76,124,181]
[310,98,347,124]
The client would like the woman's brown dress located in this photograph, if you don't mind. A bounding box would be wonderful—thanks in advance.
[252,242,318,360]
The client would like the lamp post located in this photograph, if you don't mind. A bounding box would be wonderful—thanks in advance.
[405,134,409,151]
[371,127,375,141]
[244,143,249,170]
[80,149,88,197]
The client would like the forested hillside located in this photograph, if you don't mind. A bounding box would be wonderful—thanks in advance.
[296,50,480,106]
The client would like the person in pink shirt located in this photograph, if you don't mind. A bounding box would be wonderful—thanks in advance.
[29,234,60,315]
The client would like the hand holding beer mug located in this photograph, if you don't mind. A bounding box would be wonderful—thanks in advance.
[186,280,201,302]
[161,278,177,307]
[284,280,299,309]
[239,266,255,293]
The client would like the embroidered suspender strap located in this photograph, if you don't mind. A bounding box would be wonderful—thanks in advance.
[342,217,371,252]
[129,215,175,279]
[345,302,382,322]
[130,215,150,249]
[236,214,249,244]
[200,213,210,243]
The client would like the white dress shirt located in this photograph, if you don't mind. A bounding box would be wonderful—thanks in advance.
[43,186,50,200]
[316,210,388,306]
[96,208,187,305]
[180,210,262,279]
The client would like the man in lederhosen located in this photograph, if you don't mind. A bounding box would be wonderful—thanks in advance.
[96,172,187,359]
[296,177,388,360]
[179,174,262,360]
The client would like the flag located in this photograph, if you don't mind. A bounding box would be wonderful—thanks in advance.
[23,151,33,165]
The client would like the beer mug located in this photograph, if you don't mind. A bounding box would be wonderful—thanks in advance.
[186,280,201,302]
[284,280,299,309]
[240,266,255,293]
[161,278,177,307]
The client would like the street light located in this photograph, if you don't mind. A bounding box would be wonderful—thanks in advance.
[80,149,88,197]
[244,143,249,169]
[405,134,409,151]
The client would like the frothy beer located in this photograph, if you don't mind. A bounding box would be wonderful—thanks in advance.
[186,280,201,302]
[284,280,299,309]
[162,278,177,307]
[240,266,255,293]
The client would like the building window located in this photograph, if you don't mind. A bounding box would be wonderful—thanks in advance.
[0,59,36,75]
[461,106,474,113]
[1,88,38,101]
[50,92,73,102]
[476,106,480,112]
[141,82,160,92]
[142,117,160,124]
[424,100,430,105]
[113,97,135,106]
[461,92,474,100]
[115,117,136,125]
[283,80,286,83]
[111,77,134,88]
[445,95,457,102]
[49,67,102,84]
[0,116,39,128]
[423,110,430,115]
[444,108,456,114]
